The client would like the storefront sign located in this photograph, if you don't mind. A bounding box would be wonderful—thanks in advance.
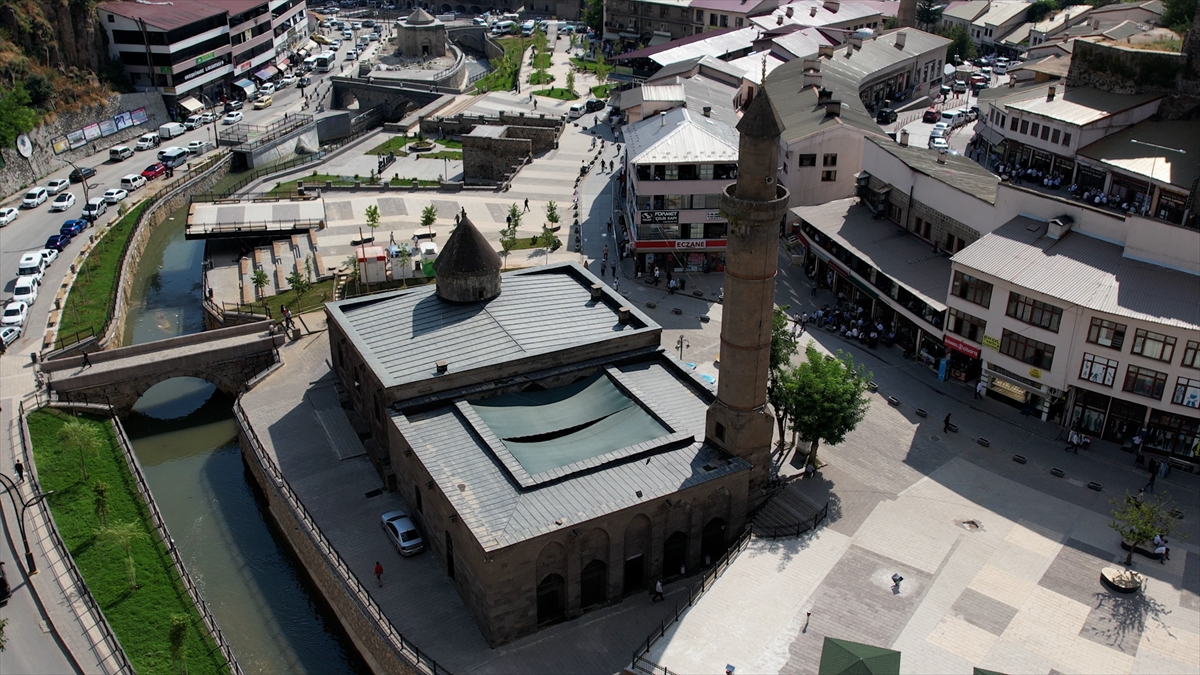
[182,57,228,83]
[237,61,252,73]
[943,335,980,359]
[634,239,727,250]
[640,211,679,225]
[675,240,710,249]
[196,51,216,65]
[981,334,1000,351]
[1028,368,1042,379]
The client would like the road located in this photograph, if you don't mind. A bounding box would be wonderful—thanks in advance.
[893,69,1010,154]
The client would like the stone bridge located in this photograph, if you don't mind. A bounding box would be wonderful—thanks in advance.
[39,322,285,414]
[329,78,445,121]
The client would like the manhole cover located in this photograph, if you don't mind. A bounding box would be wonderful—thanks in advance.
[930,434,941,442]
[959,519,981,531]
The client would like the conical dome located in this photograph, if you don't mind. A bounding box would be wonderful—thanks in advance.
[406,7,436,24]
[434,214,502,303]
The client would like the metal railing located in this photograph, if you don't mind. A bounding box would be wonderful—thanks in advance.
[233,398,448,675]
[53,326,97,351]
[17,397,135,675]
[186,218,324,237]
[218,114,314,151]
[753,502,830,540]
[629,525,754,675]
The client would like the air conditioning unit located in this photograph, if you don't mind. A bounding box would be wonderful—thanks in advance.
[1047,215,1074,240]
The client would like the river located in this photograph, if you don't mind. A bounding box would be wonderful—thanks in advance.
[120,203,368,674]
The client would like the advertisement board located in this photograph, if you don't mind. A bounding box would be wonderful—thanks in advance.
[640,211,680,225]
[114,111,134,131]
[82,122,102,141]
[99,118,118,136]
[51,136,70,154]
[131,107,149,125]
[67,129,87,149]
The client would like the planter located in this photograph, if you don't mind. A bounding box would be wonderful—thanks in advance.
[1101,566,1143,594]
[409,143,435,153]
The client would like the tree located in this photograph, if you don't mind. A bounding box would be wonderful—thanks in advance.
[1026,0,1056,22]
[59,418,101,480]
[1161,0,1196,31]
[364,204,381,237]
[500,204,521,270]
[0,84,38,148]
[594,52,612,89]
[393,242,411,285]
[566,70,576,95]
[941,23,977,63]
[1110,493,1183,567]
[539,224,558,258]
[545,200,560,230]
[784,345,871,469]
[916,0,943,28]
[286,268,312,310]
[169,613,190,674]
[767,306,799,445]
[95,521,148,591]
[252,269,269,299]
[420,204,438,238]
[24,73,54,109]
[0,617,7,652]
[93,480,110,527]
[584,0,604,34]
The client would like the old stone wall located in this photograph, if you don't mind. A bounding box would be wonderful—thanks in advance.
[243,125,320,169]
[463,135,532,184]
[448,26,505,61]
[421,111,563,138]
[502,125,559,154]
[0,91,170,201]
[869,174,980,252]
[1066,40,1200,117]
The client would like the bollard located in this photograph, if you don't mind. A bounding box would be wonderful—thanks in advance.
[1013,455,1027,464]
[1051,467,1065,477]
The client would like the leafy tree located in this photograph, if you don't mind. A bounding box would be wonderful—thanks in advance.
[59,418,101,480]
[24,73,54,109]
[584,0,604,34]
[941,24,977,62]
[286,268,312,310]
[566,70,576,95]
[767,306,800,444]
[420,204,438,238]
[1111,493,1184,567]
[93,480,110,527]
[252,269,269,299]
[95,521,148,591]
[0,617,7,652]
[1026,0,1057,23]
[595,52,612,86]
[539,224,558,258]
[364,204,381,236]
[393,242,411,285]
[545,200,560,229]
[0,83,38,148]
[784,345,871,469]
[916,0,943,28]
[500,203,522,269]
[1161,0,1196,31]
[169,613,190,673]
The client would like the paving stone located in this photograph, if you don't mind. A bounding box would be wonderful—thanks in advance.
[1038,538,1117,605]
[1181,550,1199,612]
[951,587,1019,635]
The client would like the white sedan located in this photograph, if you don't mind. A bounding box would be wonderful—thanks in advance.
[0,207,17,226]
[103,188,129,204]
[50,192,77,212]
[1,325,20,350]
[1,301,29,327]
[223,111,244,124]
[46,178,71,195]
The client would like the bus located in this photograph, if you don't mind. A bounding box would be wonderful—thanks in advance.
[314,51,336,73]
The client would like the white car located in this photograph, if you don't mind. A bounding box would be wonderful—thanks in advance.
[0,207,18,226]
[200,112,216,124]
[1,301,29,327]
[22,187,48,208]
[81,197,108,220]
[331,39,342,49]
[223,111,244,124]
[39,248,59,267]
[380,510,425,556]
[261,83,276,96]
[46,179,71,195]
[12,277,38,305]
[345,50,358,60]
[279,75,295,88]
[929,137,949,151]
[1,325,20,350]
[50,192,77,212]
[352,21,362,29]
[103,188,128,204]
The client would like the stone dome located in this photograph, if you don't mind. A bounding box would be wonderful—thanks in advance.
[405,7,437,25]
[434,214,502,303]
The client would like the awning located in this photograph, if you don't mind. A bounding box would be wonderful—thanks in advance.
[276,57,290,69]
[235,79,258,97]
[618,31,639,39]
[603,31,620,40]
[254,66,279,81]
[178,96,204,114]
[303,40,318,52]
[647,34,671,46]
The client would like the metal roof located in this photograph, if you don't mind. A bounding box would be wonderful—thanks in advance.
[650,27,760,66]
[792,198,954,311]
[1031,5,1092,33]
[952,217,1200,331]
[767,27,835,60]
[998,22,1032,46]
[972,2,1030,28]
[613,27,738,61]
[1004,86,1163,127]
[689,0,776,13]
[1010,53,1071,78]
[624,106,740,165]
[327,263,659,389]
[751,0,884,30]
[867,137,1000,204]
[99,0,234,31]
[762,71,882,141]
[941,0,991,22]
[396,356,751,551]
[1076,120,1200,189]
[727,51,788,85]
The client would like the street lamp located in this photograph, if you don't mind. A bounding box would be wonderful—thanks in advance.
[0,473,55,575]
[63,158,93,207]
[676,334,690,361]
[1130,138,1186,218]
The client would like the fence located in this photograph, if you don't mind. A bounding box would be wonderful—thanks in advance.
[16,397,134,675]
[628,524,755,675]
[186,218,324,238]
[217,114,314,152]
[753,502,830,540]
[233,398,448,675]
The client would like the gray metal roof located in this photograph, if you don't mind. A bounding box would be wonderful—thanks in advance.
[866,137,1000,204]
[327,263,659,389]
[793,198,954,311]
[952,217,1200,331]
[396,357,750,551]
[650,27,760,66]
[762,61,883,142]
[1003,86,1162,127]
[625,106,740,165]
[1076,119,1200,189]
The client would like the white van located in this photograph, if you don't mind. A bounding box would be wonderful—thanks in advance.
[491,20,515,34]
[120,174,148,192]
[13,276,39,306]
[18,252,46,281]
[567,103,585,119]
[159,122,186,139]
[158,146,190,168]
[109,146,134,162]
[502,12,520,21]
[136,133,161,151]
[521,19,536,36]
[940,108,967,128]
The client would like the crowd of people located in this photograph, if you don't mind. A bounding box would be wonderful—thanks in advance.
[793,301,897,350]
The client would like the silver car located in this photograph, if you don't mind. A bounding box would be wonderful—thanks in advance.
[380,510,425,556]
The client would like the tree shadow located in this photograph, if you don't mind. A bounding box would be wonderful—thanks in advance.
[1089,589,1173,654]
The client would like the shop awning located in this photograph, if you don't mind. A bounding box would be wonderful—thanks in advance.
[648,34,671,46]
[303,40,318,52]
[603,31,620,40]
[276,57,290,69]
[235,79,258,97]
[178,96,204,114]
[254,66,279,81]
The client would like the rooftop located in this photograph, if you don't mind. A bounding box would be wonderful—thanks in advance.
[750,0,885,30]
[941,0,991,22]
[762,70,881,141]
[793,198,954,311]
[1010,53,1072,78]
[689,0,777,14]
[1032,5,1092,32]
[767,27,836,60]
[727,51,788,85]
[952,217,1200,331]
[998,22,1032,47]
[866,137,1000,204]
[98,0,235,31]
[1089,0,1162,15]
[649,27,760,66]
[973,2,1031,28]
[997,84,1162,126]
[624,106,740,165]
[613,27,738,61]
[820,29,952,92]
[1076,120,1200,190]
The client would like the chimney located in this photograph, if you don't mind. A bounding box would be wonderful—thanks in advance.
[817,87,833,102]
[900,129,909,146]
[590,283,603,300]
[703,106,712,116]
[846,43,854,56]
[810,6,817,16]
[818,43,834,58]
[803,70,823,88]
[660,111,667,126]
[777,14,784,24]
[825,100,842,116]
[1047,85,1056,101]
[785,5,793,17]
[618,306,632,324]
[936,149,947,164]
[895,31,907,49]
[848,33,863,48]
[436,360,449,374]
[803,57,819,71]
[823,0,840,12]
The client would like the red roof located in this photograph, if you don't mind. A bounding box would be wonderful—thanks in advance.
[98,0,260,31]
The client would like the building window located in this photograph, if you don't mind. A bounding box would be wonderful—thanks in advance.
[108,13,115,22]
[797,154,816,167]
[1087,318,1126,350]
[1009,117,1018,131]
[1062,132,1071,146]
[1006,292,1062,332]
[1020,120,1029,134]
[1131,329,1176,362]
[1173,376,1200,408]
[1123,365,1167,400]
[735,17,743,26]
[821,170,837,182]
[699,164,714,179]
[1000,114,1006,128]
[1000,329,1055,370]
[1030,123,1039,137]
[822,153,837,167]
[709,12,717,24]
[951,271,993,308]
[665,164,678,180]
[1080,353,1119,387]
[1183,340,1200,369]
[947,307,986,342]
[720,14,728,26]
[695,9,703,21]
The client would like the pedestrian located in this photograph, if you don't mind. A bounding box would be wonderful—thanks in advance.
[600,262,606,277]
[13,460,23,484]
[1145,468,1157,493]
[943,413,952,433]
[651,579,665,602]
[374,561,384,587]
[533,98,537,110]
[612,277,619,291]
[524,198,530,212]
[975,380,985,399]
[611,263,617,277]
[82,351,93,369]
[811,283,818,297]
[1135,488,1145,504]
[506,214,512,227]
[653,267,661,285]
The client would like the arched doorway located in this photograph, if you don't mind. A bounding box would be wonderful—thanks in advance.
[580,560,607,608]
[441,3,452,12]
[623,513,651,596]
[663,531,688,578]
[701,518,728,565]
[536,574,566,625]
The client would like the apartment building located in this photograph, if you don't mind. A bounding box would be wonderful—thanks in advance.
[604,0,694,43]
[689,0,777,35]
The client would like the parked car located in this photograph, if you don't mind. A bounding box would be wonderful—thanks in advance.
[1,325,20,350]
[380,510,425,556]
[184,115,205,130]
[120,174,148,192]
[369,32,380,41]
[298,75,311,87]
[1,301,29,327]
[50,192,77,212]
[103,188,128,204]
[39,248,59,267]
[253,96,273,110]
[80,198,108,221]
[46,178,71,194]
[922,108,940,123]
[261,83,276,96]
[930,122,949,138]
[952,80,968,94]
[279,75,296,88]
[345,49,358,60]
[22,187,48,208]
[585,98,605,112]
[223,111,244,124]
[201,112,217,124]
[142,163,167,180]
[188,140,211,156]
[0,207,17,226]
[929,137,949,151]
[224,100,244,112]
[44,234,72,251]
[61,219,88,236]
[69,166,96,183]
[12,276,38,306]
[875,107,897,124]
[17,252,46,280]
[136,133,162,151]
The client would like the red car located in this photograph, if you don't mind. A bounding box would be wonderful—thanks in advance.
[922,108,940,123]
[142,163,167,180]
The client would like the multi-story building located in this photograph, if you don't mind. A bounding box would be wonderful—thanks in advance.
[750,0,885,37]
[689,0,777,35]
[969,2,1030,54]
[604,0,695,43]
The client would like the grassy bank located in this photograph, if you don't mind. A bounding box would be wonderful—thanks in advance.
[366,135,414,155]
[475,37,530,94]
[56,201,153,348]
[269,174,355,195]
[28,409,227,675]
[534,87,578,100]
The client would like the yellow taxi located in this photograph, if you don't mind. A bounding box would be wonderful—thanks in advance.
[253,96,273,110]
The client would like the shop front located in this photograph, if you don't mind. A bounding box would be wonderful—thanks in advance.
[1069,386,1111,436]
[944,335,982,382]
[1103,397,1146,444]
[984,361,1048,417]
[632,239,726,277]
[1145,409,1199,466]
[1153,188,1188,225]
[1110,173,1150,209]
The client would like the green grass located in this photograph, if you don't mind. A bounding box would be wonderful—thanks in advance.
[510,235,561,251]
[56,201,152,348]
[534,87,579,100]
[533,50,552,69]
[365,135,414,155]
[570,57,600,73]
[591,84,611,98]
[474,37,530,94]
[437,139,463,149]
[387,177,442,187]
[28,409,227,675]
[422,150,463,160]
[529,70,555,85]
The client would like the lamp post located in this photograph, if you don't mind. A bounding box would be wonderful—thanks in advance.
[676,334,689,361]
[63,158,92,209]
[1130,138,1186,219]
[0,473,54,575]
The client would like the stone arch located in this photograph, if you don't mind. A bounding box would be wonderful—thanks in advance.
[579,528,609,566]
[536,540,567,583]
[441,3,452,12]
[580,559,607,608]
[469,5,482,14]
[536,573,566,625]
[455,4,466,13]
[663,530,688,579]
[622,513,651,596]
[701,518,729,565]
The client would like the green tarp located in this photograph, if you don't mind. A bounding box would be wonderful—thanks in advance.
[818,638,901,675]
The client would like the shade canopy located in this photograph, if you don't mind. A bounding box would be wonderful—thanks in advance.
[818,638,901,675]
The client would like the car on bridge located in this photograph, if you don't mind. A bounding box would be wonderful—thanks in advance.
[46,178,71,194]
[61,219,88,236]
[1,301,29,327]
[23,187,49,208]
[81,198,108,221]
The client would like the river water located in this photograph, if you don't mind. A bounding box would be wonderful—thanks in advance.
[120,204,368,674]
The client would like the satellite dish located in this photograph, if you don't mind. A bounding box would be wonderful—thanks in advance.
[943,63,956,77]
[16,134,32,158]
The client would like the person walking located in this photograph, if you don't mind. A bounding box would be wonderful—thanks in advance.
[81,351,93,369]
[13,460,23,484]
[975,380,985,399]
[523,198,530,212]
[651,579,665,602]
[612,277,619,291]
[1145,467,1157,493]
[943,413,952,433]
[374,561,384,587]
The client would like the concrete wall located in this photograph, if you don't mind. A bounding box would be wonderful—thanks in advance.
[463,135,532,184]
[421,111,564,137]
[448,26,505,61]
[0,91,170,200]
[242,125,320,169]
[782,125,885,207]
